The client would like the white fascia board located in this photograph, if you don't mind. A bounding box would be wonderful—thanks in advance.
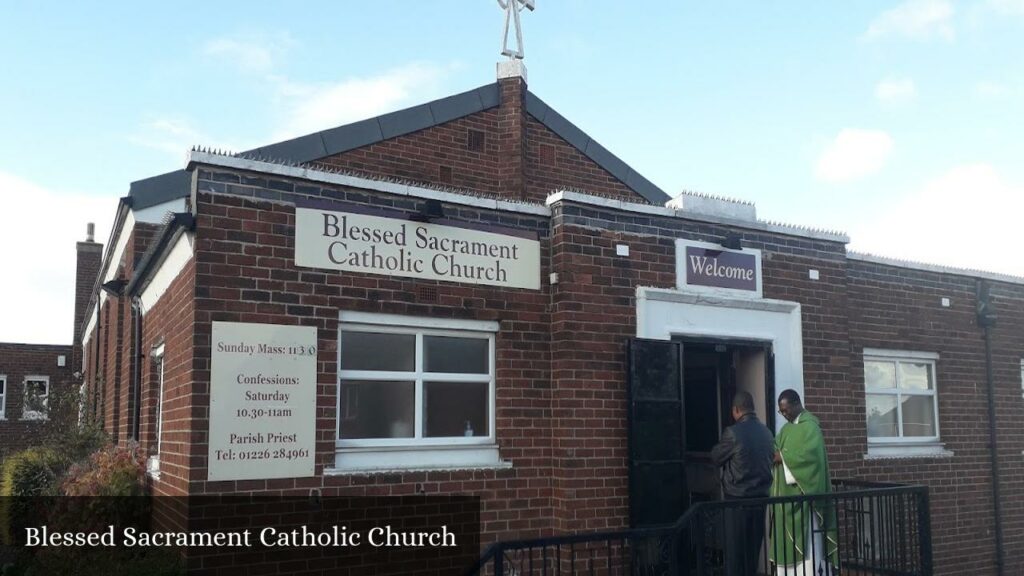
[134,198,187,224]
[102,210,136,287]
[83,209,136,342]
[186,151,551,217]
[138,232,194,313]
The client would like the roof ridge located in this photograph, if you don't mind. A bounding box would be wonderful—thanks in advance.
[848,251,1024,283]
[192,148,544,207]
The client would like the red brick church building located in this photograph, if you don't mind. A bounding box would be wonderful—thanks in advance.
[77,61,1024,575]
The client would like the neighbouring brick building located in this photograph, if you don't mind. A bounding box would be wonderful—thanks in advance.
[78,62,1024,575]
[0,228,102,458]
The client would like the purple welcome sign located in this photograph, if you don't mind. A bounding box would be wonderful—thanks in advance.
[676,240,763,297]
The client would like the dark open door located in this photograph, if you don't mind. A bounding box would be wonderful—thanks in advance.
[627,338,688,528]
[765,349,776,432]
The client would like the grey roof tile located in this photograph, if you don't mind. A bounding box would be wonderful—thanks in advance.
[429,87,485,125]
[379,104,436,140]
[584,140,631,184]
[252,133,327,163]
[478,83,501,109]
[129,170,191,210]
[320,118,383,155]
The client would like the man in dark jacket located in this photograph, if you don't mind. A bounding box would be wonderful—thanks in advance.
[711,391,775,576]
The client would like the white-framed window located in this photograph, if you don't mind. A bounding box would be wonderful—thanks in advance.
[333,312,503,472]
[148,345,166,477]
[0,374,6,420]
[1020,359,1024,400]
[864,349,940,453]
[22,375,49,420]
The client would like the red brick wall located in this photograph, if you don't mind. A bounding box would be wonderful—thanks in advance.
[184,182,554,544]
[842,260,1024,575]
[81,224,162,446]
[77,151,1024,575]
[137,253,197,498]
[312,77,645,205]
[0,343,75,458]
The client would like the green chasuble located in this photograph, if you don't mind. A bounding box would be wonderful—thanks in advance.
[769,410,838,568]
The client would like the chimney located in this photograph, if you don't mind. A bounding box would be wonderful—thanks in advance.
[496,60,528,201]
[73,223,104,370]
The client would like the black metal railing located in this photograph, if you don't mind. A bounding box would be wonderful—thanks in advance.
[468,480,931,576]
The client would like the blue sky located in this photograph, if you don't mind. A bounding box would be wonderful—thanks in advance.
[2,0,1023,343]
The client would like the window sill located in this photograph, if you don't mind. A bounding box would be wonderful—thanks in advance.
[147,456,161,479]
[864,443,953,460]
[330,444,508,473]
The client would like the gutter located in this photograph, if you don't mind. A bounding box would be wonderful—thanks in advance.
[977,280,1004,576]
[124,212,195,296]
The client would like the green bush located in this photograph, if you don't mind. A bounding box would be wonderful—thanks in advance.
[0,448,67,545]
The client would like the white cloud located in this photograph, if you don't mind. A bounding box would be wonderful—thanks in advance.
[849,164,1024,277]
[203,33,291,74]
[0,171,114,344]
[864,0,955,42]
[271,63,450,141]
[128,117,250,161]
[988,0,1024,15]
[128,117,207,157]
[815,129,895,183]
[974,81,1011,99]
[875,78,918,104]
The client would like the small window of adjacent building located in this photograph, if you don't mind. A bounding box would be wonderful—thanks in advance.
[22,376,49,420]
[863,349,947,457]
[334,312,502,472]
[148,346,166,477]
[0,375,6,420]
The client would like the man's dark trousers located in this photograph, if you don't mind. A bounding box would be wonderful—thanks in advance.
[723,495,766,576]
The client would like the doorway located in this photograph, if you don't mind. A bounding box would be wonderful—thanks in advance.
[627,337,774,528]
[678,339,774,505]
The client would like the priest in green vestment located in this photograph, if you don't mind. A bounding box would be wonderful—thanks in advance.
[769,389,838,575]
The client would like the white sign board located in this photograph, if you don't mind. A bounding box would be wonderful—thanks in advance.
[295,207,541,290]
[209,322,317,481]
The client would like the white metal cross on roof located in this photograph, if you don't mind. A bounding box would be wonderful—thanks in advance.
[498,0,535,60]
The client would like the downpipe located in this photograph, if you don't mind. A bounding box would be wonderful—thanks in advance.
[977,280,1004,576]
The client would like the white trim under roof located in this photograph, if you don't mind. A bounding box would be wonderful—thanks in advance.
[546,190,850,243]
[138,232,194,313]
[186,150,551,217]
[82,208,137,343]
[134,198,188,224]
[848,252,1024,287]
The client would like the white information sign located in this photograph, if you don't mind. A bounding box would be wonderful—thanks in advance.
[209,322,317,481]
[295,207,541,290]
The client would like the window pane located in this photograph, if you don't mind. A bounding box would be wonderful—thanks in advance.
[865,361,896,390]
[26,380,47,396]
[424,381,489,437]
[901,395,937,437]
[866,394,898,438]
[424,336,488,374]
[899,362,933,390]
[338,380,414,439]
[0,379,5,394]
[340,332,414,371]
